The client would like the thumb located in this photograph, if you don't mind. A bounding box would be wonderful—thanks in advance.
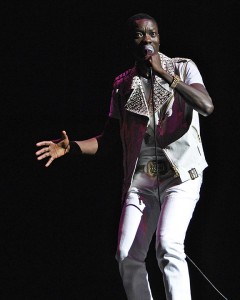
[61,130,68,140]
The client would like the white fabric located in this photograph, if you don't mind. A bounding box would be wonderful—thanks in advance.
[116,172,203,300]
[110,52,206,299]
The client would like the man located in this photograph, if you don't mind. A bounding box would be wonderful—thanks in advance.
[36,13,214,300]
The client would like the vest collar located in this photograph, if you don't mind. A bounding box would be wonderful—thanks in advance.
[124,53,175,117]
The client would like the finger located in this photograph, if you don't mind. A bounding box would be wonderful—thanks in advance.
[45,157,54,167]
[51,131,68,143]
[51,138,62,143]
[35,146,50,156]
[36,151,51,161]
[36,146,51,159]
[36,141,52,147]
[61,130,68,140]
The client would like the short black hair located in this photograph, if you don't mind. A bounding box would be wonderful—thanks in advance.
[126,13,157,25]
[125,13,158,30]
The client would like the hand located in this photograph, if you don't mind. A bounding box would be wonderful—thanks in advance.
[35,130,69,167]
[149,53,163,75]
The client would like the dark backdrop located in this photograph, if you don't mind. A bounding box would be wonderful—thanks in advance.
[2,1,239,299]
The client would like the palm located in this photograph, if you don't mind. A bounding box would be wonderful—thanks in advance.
[36,130,69,167]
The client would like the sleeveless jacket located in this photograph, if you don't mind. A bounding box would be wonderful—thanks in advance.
[102,53,208,202]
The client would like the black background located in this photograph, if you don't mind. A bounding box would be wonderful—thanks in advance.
[2,1,240,299]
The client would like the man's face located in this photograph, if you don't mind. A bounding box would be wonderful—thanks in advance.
[128,18,160,61]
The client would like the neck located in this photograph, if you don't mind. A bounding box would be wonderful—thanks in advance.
[136,61,151,79]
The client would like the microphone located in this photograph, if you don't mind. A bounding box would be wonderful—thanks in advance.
[144,44,154,56]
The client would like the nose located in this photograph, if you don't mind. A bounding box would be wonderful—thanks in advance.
[143,33,152,43]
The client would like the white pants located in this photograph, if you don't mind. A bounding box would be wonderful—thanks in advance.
[116,171,203,300]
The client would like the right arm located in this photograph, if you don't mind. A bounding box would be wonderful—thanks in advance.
[36,78,121,168]
[35,117,120,167]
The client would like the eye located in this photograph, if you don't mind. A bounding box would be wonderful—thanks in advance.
[150,32,157,38]
[135,31,144,38]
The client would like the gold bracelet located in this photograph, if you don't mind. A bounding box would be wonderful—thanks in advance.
[170,74,181,89]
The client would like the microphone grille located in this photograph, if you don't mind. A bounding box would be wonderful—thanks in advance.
[144,45,154,55]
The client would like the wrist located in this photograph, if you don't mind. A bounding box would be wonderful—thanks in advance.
[66,141,83,156]
[170,74,181,89]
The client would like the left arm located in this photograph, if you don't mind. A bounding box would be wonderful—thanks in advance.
[150,55,214,116]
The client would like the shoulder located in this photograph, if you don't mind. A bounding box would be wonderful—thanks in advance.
[172,57,200,72]
[161,53,203,83]
[173,57,201,80]
[160,52,193,76]
[113,68,134,88]
[172,57,191,64]
[173,58,203,84]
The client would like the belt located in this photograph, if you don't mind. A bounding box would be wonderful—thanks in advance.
[135,159,171,177]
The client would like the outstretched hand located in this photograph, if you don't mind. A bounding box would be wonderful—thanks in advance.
[35,130,69,167]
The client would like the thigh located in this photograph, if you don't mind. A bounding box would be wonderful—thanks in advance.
[117,187,160,261]
[156,175,203,245]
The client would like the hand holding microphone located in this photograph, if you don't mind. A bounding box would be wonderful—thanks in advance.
[143,44,163,77]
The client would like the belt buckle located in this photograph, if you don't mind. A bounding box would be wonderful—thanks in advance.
[146,160,168,177]
[146,160,158,177]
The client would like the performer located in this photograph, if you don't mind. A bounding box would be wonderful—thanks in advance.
[36,13,214,300]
